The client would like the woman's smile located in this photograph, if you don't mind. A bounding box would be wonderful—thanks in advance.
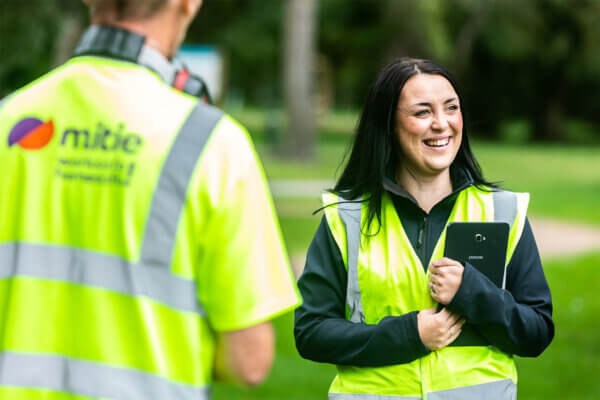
[423,136,452,149]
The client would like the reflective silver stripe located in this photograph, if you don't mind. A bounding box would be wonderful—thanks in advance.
[427,379,516,400]
[0,351,209,400]
[329,393,421,400]
[492,190,518,230]
[0,242,204,315]
[338,200,365,323]
[140,103,223,268]
[492,190,518,288]
[1,103,223,314]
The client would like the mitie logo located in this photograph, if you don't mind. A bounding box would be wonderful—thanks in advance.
[8,118,144,155]
[8,118,55,150]
[5,117,145,186]
[61,122,143,154]
[55,122,144,186]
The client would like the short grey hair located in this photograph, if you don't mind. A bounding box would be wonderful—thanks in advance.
[90,0,168,20]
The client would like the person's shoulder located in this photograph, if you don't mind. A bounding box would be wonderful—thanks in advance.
[0,62,73,113]
[191,108,261,180]
[202,110,255,155]
[207,111,250,141]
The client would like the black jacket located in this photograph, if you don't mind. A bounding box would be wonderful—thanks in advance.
[294,170,554,367]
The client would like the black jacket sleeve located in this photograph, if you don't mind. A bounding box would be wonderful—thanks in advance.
[447,218,554,356]
[294,216,430,367]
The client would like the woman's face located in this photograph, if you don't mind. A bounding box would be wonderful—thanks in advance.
[395,73,463,179]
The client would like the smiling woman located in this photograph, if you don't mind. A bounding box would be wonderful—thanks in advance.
[395,73,463,212]
[325,58,496,230]
[294,57,554,400]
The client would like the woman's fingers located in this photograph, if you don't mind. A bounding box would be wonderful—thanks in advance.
[420,309,467,350]
[431,257,461,268]
[447,323,463,344]
[429,261,464,305]
[452,318,466,330]
[448,318,466,342]
[445,311,461,326]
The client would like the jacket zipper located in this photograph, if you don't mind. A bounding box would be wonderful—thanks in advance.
[417,216,428,270]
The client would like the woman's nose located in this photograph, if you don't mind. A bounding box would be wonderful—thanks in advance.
[431,113,449,131]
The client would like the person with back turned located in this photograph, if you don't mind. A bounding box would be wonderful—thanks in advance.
[0,0,301,398]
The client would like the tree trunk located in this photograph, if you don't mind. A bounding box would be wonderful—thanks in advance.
[282,0,317,159]
[532,90,564,142]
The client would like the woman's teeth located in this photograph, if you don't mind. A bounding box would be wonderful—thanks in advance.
[424,138,450,147]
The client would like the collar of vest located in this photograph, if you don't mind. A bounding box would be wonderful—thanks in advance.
[73,25,212,102]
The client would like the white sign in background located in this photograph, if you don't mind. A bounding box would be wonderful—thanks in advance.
[177,46,224,102]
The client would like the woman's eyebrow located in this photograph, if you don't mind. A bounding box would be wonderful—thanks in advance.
[412,101,432,107]
[411,97,457,107]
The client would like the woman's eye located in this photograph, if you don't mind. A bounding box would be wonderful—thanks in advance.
[447,104,459,111]
[415,110,429,117]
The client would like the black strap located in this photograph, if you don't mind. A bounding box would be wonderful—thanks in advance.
[73,25,212,103]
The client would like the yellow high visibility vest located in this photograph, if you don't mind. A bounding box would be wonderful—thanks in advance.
[0,53,300,399]
[323,185,529,400]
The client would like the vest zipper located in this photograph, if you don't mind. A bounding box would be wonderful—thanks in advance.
[417,216,427,269]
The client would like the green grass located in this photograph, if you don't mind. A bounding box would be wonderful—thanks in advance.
[474,142,600,226]
[213,253,600,399]
[257,140,350,181]
[262,139,600,272]
[257,140,600,229]
[515,252,600,399]
[228,107,359,141]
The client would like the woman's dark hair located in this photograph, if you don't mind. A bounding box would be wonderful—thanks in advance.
[333,57,495,232]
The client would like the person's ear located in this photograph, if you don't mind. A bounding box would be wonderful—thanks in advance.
[181,0,202,17]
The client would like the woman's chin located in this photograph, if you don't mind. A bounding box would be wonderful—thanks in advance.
[421,160,453,176]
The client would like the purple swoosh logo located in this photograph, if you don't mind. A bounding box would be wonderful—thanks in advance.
[8,118,43,146]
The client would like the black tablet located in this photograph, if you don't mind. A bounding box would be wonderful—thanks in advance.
[444,222,510,288]
[443,222,510,347]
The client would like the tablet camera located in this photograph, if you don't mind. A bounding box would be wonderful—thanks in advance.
[475,233,486,242]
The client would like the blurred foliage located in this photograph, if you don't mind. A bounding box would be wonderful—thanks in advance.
[0,1,60,93]
[1,0,599,142]
[188,0,284,107]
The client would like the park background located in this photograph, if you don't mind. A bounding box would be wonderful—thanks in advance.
[1,0,599,399]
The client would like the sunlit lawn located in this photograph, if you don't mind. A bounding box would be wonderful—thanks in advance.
[515,252,600,400]
[475,143,600,226]
[257,138,600,267]
[256,139,600,228]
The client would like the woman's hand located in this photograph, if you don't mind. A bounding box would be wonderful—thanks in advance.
[417,308,465,350]
[429,257,464,305]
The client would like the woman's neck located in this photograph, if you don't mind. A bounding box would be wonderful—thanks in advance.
[396,166,453,213]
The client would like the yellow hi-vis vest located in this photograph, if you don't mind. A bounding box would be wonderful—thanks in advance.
[322,185,529,400]
[0,55,299,399]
